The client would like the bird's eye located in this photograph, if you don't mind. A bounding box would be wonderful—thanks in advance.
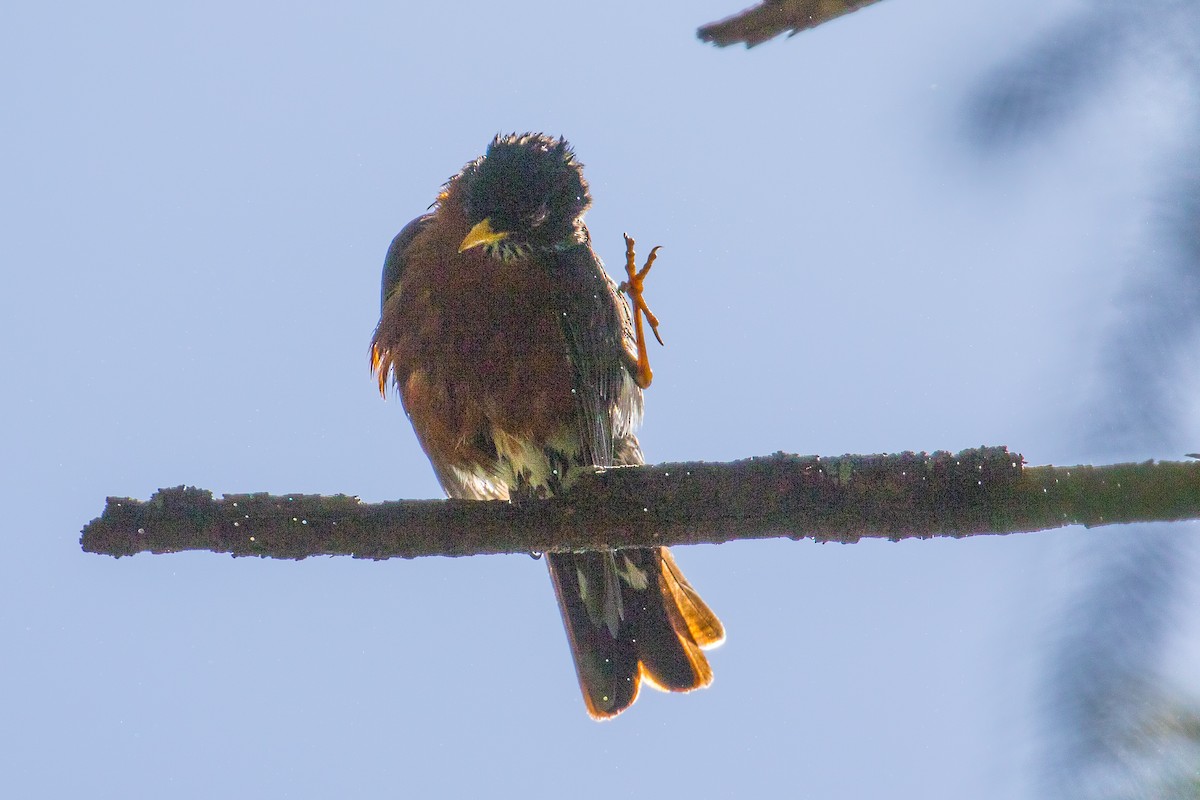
[527,203,550,228]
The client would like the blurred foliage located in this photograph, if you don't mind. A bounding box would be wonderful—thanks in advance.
[964,1,1200,798]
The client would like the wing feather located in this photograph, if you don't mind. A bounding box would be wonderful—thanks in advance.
[549,234,643,470]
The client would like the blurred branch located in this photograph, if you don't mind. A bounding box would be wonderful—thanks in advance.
[81,447,1200,561]
[698,0,885,48]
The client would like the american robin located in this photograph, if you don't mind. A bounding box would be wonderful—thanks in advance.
[370,133,723,718]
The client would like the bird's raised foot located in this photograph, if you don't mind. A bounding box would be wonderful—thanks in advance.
[618,233,664,389]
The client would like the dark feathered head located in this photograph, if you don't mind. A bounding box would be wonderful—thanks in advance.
[456,133,591,261]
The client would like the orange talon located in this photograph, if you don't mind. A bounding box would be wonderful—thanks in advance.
[619,233,664,389]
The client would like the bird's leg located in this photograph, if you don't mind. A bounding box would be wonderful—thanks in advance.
[618,233,663,389]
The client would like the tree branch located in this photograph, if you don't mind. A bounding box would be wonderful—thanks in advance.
[79,447,1200,561]
[698,0,886,48]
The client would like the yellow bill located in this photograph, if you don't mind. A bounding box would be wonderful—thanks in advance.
[459,218,509,253]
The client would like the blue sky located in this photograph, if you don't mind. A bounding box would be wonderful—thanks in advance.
[4,1,1197,797]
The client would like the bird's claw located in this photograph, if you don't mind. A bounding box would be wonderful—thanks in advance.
[620,233,664,389]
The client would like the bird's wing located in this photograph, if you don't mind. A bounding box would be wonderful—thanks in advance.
[379,214,434,311]
[551,238,644,470]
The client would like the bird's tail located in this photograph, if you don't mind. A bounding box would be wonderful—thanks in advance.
[546,547,724,719]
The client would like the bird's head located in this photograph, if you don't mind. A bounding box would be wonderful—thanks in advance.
[457,133,591,262]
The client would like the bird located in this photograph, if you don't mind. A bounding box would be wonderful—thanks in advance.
[370,133,723,719]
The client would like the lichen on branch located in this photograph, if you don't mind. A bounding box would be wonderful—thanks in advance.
[79,447,1200,561]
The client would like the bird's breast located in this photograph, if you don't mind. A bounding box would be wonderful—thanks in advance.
[386,215,577,472]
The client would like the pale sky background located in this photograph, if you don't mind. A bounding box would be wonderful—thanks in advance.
[4,1,1198,797]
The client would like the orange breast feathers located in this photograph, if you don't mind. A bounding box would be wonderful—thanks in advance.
[371,204,577,474]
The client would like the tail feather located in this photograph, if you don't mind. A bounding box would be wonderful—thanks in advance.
[632,572,712,692]
[660,548,725,648]
[547,552,641,718]
[547,547,722,719]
